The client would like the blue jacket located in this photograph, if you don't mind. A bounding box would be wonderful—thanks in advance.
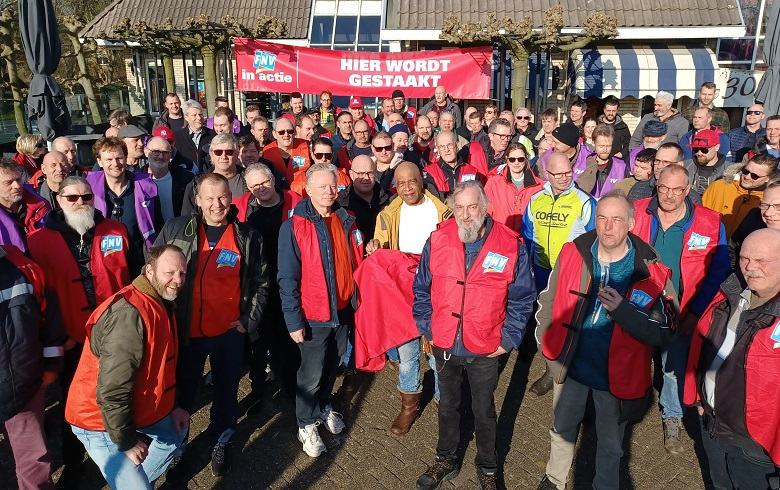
[278,199,358,332]
[412,216,537,357]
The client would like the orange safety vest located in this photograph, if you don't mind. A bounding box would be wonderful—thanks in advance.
[428,219,520,354]
[65,284,177,431]
[189,224,242,337]
[27,220,131,342]
[263,139,311,184]
[232,190,301,223]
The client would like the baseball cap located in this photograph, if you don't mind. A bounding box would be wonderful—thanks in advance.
[551,123,580,148]
[349,97,363,109]
[152,126,175,142]
[117,124,148,139]
[391,89,405,99]
[643,120,668,137]
[689,129,720,148]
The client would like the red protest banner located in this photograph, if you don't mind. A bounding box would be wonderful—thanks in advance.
[234,38,492,99]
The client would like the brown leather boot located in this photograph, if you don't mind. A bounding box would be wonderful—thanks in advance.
[391,392,421,435]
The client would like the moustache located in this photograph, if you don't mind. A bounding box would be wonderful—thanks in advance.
[744,270,765,279]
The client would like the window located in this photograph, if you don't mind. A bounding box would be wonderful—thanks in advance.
[358,16,380,44]
[311,16,334,44]
[334,16,357,44]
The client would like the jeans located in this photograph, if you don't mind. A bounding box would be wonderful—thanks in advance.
[700,416,780,490]
[434,347,499,470]
[2,388,54,490]
[72,413,186,490]
[177,328,245,445]
[396,337,422,394]
[296,315,349,427]
[546,377,626,490]
[427,352,440,402]
[659,334,692,419]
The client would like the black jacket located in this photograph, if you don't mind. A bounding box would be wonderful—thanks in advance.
[173,127,216,174]
[165,165,196,218]
[599,115,631,158]
[0,246,64,422]
[337,183,391,240]
[154,207,269,343]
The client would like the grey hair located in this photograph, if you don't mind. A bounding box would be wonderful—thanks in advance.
[244,163,275,182]
[694,106,713,119]
[446,180,489,215]
[209,133,238,152]
[182,99,202,116]
[305,163,339,187]
[658,164,690,181]
[655,91,674,105]
[488,117,512,134]
[598,189,635,222]
[59,176,92,195]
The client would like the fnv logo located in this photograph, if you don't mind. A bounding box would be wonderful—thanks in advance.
[482,252,508,273]
[253,51,277,71]
[100,236,123,256]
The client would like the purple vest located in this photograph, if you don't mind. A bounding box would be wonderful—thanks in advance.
[540,146,593,180]
[628,146,644,173]
[585,156,628,198]
[0,186,47,252]
[206,115,241,134]
[87,171,158,247]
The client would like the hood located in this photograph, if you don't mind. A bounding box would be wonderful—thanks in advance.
[722,162,745,182]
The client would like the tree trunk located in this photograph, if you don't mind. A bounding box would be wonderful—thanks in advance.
[201,45,218,116]
[162,54,175,96]
[0,19,27,135]
[64,31,103,124]
[509,49,530,113]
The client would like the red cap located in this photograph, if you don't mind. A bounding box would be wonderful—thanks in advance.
[349,97,363,109]
[689,129,720,148]
[153,126,175,142]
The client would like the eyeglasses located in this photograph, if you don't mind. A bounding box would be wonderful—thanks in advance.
[492,133,512,140]
[60,193,94,203]
[354,130,370,135]
[313,152,333,160]
[36,142,47,149]
[276,129,294,136]
[654,159,677,167]
[147,149,171,158]
[547,170,573,179]
[759,202,780,212]
[741,167,769,180]
[212,149,235,156]
[351,170,375,179]
[506,156,526,163]
[373,144,393,152]
[657,184,688,196]
[692,147,713,154]
[485,110,496,114]
[516,116,531,120]
[747,110,764,115]
[111,198,124,218]
[249,179,274,190]
[437,142,457,151]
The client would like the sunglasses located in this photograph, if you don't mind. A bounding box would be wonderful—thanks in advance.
[313,152,333,160]
[60,193,94,203]
[516,116,531,120]
[746,110,764,115]
[276,129,295,136]
[506,156,527,163]
[692,147,713,154]
[212,149,235,156]
[373,144,393,152]
[741,167,768,180]
[36,142,47,149]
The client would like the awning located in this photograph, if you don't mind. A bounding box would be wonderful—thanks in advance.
[572,44,719,99]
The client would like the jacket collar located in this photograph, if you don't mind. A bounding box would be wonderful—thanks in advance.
[572,230,659,282]
[720,273,780,318]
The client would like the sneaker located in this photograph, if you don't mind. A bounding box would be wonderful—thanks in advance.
[320,404,345,434]
[298,421,327,457]
[416,457,458,490]
[536,475,560,490]
[530,371,554,396]
[211,442,231,477]
[663,417,685,455]
[476,467,497,490]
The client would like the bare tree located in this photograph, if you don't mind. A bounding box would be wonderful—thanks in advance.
[0,5,27,134]
[440,6,618,110]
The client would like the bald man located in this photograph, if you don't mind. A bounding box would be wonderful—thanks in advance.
[686,228,780,489]
[421,86,462,127]
[53,136,79,167]
[729,103,767,163]
[37,151,73,208]
[366,161,452,435]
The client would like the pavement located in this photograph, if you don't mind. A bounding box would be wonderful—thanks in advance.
[0,350,713,489]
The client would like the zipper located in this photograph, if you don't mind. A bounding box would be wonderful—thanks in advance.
[453,249,468,349]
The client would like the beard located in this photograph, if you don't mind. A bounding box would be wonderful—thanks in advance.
[456,212,487,244]
[63,206,95,236]
[150,274,181,301]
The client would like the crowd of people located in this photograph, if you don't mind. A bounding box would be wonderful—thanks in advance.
[1,80,779,490]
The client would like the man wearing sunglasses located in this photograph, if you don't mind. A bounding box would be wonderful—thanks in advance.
[145,136,194,221]
[683,129,728,195]
[263,117,311,185]
[679,107,731,161]
[27,175,131,488]
[181,134,249,216]
[632,164,729,456]
[0,158,50,253]
[729,104,766,163]
[88,137,163,275]
[290,138,351,196]
[703,154,778,238]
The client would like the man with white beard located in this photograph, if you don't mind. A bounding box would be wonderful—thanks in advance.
[412,180,536,490]
[27,175,132,488]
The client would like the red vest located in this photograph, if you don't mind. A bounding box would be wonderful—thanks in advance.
[423,162,482,194]
[232,190,300,223]
[484,168,543,232]
[467,142,490,177]
[1,245,45,307]
[685,292,780,465]
[632,198,721,315]
[190,225,242,337]
[291,213,364,322]
[66,284,177,431]
[542,243,671,400]
[27,220,131,342]
[262,139,311,184]
[428,219,519,354]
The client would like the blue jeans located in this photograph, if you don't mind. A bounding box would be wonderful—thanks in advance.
[396,337,422,394]
[297,322,349,427]
[72,413,186,489]
[177,328,245,445]
[659,334,692,419]
[388,343,440,400]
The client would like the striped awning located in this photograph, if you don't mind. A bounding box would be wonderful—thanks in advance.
[573,44,719,99]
